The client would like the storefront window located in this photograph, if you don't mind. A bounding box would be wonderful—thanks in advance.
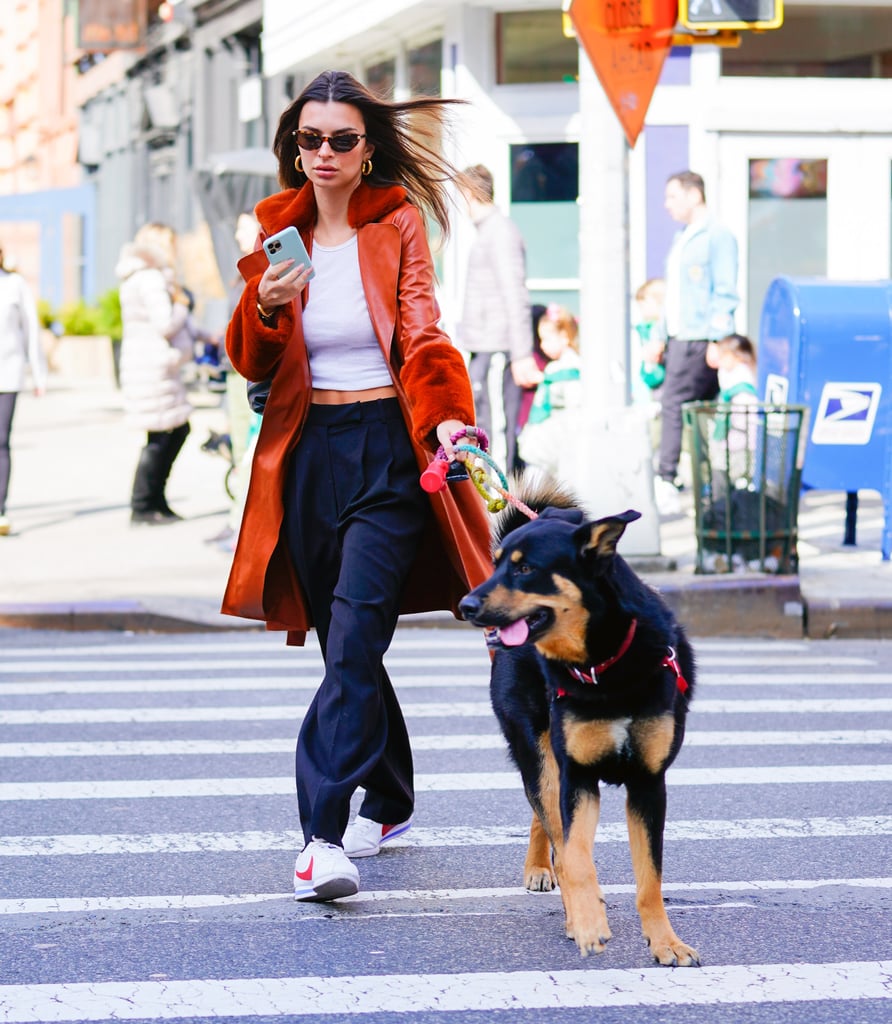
[496,11,578,85]
[509,143,579,311]
[366,60,395,99]
[748,158,828,338]
[723,6,892,78]
[409,40,442,96]
[510,142,578,203]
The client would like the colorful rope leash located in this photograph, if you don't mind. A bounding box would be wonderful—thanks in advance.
[420,428,538,520]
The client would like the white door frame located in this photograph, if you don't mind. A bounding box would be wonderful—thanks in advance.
[719,132,892,335]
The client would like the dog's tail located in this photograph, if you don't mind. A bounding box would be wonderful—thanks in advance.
[493,470,584,543]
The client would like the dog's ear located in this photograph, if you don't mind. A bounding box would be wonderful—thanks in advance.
[539,507,586,525]
[574,509,641,565]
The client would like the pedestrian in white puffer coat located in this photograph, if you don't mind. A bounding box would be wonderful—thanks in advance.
[0,248,47,536]
[115,223,193,525]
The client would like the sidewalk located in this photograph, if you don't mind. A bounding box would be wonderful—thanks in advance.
[0,373,889,638]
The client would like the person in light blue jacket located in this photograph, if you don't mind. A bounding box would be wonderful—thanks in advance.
[653,170,739,515]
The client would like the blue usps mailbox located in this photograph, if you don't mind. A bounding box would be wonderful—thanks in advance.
[758,276,892,560]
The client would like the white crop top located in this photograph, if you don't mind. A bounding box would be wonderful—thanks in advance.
[301,234,392,390]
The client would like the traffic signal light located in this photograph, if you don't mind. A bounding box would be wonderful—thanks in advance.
[679,0,784,31]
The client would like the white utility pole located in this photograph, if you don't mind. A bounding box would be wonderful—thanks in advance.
[572,48,662,556]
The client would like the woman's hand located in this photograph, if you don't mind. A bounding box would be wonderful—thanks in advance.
[256,260,313,311]
[436,420,473,463]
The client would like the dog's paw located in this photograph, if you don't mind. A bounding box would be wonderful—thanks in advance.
[524,866,557,892]
[647,935,700,967]
[567,924,612,958]
[566,910,612,957]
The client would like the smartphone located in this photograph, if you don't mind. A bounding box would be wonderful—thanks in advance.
[262,226,315,280]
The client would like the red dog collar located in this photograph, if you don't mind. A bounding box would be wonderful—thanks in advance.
[567,618,638,685]
[558,619,689,698]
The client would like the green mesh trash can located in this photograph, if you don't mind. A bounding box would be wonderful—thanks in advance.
[682,402,809,574]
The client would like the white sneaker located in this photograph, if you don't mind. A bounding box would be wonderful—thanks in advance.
[654,477,681,516]
[0,515,10,536]
[293,839,359,902]
[342,815,413,858]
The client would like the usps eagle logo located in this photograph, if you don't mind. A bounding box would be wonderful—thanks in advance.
[811,383,882,446]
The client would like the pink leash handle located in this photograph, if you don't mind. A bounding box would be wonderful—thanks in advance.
[419,427,490,494]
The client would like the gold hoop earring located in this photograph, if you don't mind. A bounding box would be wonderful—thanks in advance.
[294,155,303,174]
[361,158,373,177]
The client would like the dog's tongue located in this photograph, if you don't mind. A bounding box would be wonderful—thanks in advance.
[499,618,529,647]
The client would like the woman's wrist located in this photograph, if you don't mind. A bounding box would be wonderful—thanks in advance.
[256,299,279,322]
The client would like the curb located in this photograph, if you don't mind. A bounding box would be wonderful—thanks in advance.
[647,574,805,639]
[3,584,889,640]
[804,598,892,640]
[0,601,261,634]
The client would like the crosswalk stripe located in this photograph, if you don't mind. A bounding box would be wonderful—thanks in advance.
[2,876,890,917]
[1,960,889,1021]
[4,672,892,696]
[0,656,485,674]
[1,816,888,857]
[2,697,891,725]
[1,764,889,802]
[1,729,888,759]
[0,875,867,916]
[0,638,814,657]
[0,654,873,675]
[0,736,503,758]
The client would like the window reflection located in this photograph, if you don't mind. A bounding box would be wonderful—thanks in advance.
[723,6,892,78]
[749,158,828,199]
[497,10,578,85]
[747,158,828,340]
[409,40,442,97]
[510,143,578,203]
[366,60,395,100]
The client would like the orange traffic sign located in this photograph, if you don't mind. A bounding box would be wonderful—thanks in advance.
[569,0,678,147]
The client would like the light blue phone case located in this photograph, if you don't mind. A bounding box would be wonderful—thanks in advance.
[262,226,315,280]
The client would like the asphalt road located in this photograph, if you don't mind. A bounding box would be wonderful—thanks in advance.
[0,627,890,1023]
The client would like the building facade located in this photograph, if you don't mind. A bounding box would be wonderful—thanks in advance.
[1,1,890,359]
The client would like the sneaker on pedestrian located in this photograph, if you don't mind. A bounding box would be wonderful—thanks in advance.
[293,839,360,902]
[0,514,10,536]
[342,814,413,858]
[653,476,681,516]
[204,524,234,545]
[130,510,176,527]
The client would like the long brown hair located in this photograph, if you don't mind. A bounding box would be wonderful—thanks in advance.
[273,70,465,237]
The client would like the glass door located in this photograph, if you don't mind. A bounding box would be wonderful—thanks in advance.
[718,134,892,341]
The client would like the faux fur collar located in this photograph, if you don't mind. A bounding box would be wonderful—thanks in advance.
[255,181,409,236]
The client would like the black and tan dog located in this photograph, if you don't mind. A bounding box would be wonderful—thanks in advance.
[459,482,699,966]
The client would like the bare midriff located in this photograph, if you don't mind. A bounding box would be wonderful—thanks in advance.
[311,386,398,405]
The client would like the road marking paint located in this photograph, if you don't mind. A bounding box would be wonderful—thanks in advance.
[0,729,887,759]
[0,638,814,657]
[2,877,890,916]
[0,654,872,675]
[1,816,889,856]
[1,697,890,725]
[1,765,889,802]
[0,961,889,1020]
[4,673,892,696]
[0,656,489,675]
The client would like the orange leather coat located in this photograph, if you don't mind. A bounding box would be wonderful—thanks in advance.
[221,180,493,645]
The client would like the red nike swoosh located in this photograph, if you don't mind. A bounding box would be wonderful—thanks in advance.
[295,857,314,881]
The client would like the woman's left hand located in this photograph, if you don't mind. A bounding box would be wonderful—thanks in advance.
[436,420,472,463]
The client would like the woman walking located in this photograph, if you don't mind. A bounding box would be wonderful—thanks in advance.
[116,223,193,525]
[222,70,491,901]
[0,246,46,536]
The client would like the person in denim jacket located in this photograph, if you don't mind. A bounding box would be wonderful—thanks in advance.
[653,170,739,515]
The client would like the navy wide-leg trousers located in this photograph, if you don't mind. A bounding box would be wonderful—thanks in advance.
[283,398,429,846]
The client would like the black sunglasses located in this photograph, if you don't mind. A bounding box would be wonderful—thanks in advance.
[292,130,366,153]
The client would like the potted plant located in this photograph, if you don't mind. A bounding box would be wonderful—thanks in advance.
[52,298,116,384]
